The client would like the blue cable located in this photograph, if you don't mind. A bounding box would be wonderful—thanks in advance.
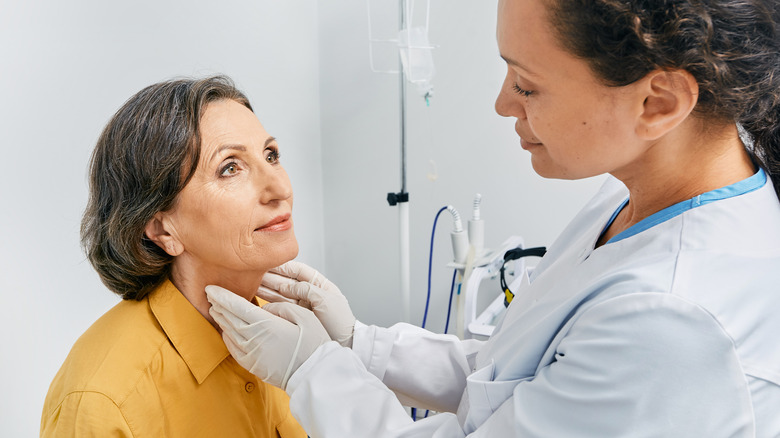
[444,269,457,334]
[422,206,449,329]
[413,206,450,422]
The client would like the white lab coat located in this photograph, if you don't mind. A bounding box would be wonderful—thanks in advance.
[286,171,780,437]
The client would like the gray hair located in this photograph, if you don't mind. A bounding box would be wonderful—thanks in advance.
[81,75,252,300]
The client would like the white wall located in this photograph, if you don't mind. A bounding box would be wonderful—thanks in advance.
[317,1,605,329]
[0,1,324,435]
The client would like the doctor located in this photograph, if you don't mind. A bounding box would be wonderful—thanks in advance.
[206,0,780,435]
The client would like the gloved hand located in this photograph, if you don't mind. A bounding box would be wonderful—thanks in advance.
[258,260,356,348]
[205,285,330,390]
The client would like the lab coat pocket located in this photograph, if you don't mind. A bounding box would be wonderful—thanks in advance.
[460,360,526,435]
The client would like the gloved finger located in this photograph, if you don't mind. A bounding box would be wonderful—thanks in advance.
[221,329,241,357]
[277,281,324,308]
[260,273,310,304]
[263,302,320,327]
[205,285,262,325]
[270,260,327,288]
[261,271,298,292]
[209,305,253,347]
[256,285,299,305]
[205,285,247,317]
[221,329,252,367]
[221,303,293,346]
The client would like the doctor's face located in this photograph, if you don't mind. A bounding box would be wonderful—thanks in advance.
[164,99,298,278]
[495,0,645,180]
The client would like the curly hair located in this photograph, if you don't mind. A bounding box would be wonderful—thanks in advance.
[81,76,252,300]
[547,0,780,196]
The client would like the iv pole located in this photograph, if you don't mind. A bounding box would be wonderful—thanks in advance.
[386,0,411,323]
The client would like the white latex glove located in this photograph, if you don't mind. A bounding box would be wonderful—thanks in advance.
[205,285,330,390]
[259,260,356,348]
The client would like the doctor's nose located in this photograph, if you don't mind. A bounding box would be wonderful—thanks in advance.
[495,74,527,120]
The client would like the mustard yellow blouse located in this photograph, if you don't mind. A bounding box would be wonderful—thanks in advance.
[41,279,306,437]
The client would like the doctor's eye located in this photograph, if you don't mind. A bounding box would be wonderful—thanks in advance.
[513,83,533,97]
[265,148,280,164]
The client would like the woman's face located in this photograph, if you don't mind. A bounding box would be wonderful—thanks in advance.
[162,99,298,278]
[495,0,648,180]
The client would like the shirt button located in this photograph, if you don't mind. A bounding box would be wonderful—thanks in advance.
[245,382,255,393]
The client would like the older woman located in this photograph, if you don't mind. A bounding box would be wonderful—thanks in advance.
[40,76,307,437]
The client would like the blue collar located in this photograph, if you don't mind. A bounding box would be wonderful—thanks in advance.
[603,168,767,245]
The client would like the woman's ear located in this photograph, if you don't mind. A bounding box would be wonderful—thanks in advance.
[144,213,184,257]
[636,69,699,140]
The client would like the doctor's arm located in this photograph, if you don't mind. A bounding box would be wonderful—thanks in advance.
[259,261,483,413]
[208,286,752,437]
[352,321,483,413]
[292,293,753,437]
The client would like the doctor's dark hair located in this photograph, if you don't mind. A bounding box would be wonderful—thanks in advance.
[546,0,780,197]
[81,76,252,300]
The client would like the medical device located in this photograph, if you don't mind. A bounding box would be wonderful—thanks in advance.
[451,236,529,339]
[367,0,435,102]
[420,194,547,339]
[414,196,544,421]
[500,246,546,306]
[447,206,468,264]
[468,194,485,254]
[369,0,437,322]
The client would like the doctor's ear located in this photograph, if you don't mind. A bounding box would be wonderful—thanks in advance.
[144,213,183,257]
[635,69,699,140]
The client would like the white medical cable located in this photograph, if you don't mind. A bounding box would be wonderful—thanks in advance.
[472,193,482,220]
[468,193,485,254]
[447,206,469,263]
[447,205,463,232]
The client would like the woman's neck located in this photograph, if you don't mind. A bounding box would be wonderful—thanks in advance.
[168,256,264,330]
[598,121,755,247]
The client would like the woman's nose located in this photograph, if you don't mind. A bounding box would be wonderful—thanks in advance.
[257,167,293,205]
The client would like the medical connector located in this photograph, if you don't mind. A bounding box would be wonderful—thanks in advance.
[500,246,547,307]
[468,193,484,255]
[447,205,469,264]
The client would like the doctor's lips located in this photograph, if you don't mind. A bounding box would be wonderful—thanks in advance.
[256,213,292,232]
[514,125,541,147]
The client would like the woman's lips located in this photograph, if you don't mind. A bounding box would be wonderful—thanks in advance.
[256,214,292,232]
[521,138,543,150]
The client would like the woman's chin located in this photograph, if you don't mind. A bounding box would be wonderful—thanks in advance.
[271,237,299,269]
[282,240,299,264]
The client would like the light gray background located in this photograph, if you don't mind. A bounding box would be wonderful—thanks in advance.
[0,1,603,435]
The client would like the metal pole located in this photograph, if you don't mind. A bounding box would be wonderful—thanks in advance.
[398,0,410,323]
[399,0,407,194]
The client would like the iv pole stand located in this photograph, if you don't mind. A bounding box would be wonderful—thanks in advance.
[386,0,411,323]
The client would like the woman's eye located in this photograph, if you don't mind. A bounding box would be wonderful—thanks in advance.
[513,83,533,97]
[266,149,280,164]
[220,162,239,176]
